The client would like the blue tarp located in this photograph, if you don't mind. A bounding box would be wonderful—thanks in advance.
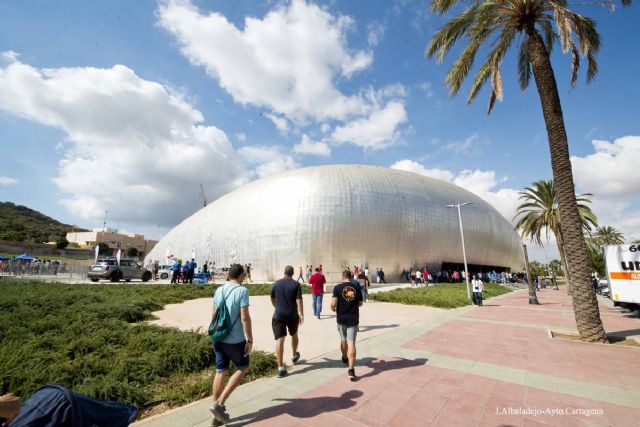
[9,384,138,427]
[12,253,35,261]
[0,255,9,261]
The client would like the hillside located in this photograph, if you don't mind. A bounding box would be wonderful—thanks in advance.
[0,202,87,242]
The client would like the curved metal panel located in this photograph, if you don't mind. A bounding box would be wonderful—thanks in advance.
[145,165,524,281]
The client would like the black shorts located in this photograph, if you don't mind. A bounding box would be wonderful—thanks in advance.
[272,317,299,339]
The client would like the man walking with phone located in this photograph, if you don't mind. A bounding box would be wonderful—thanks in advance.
[271,266,304,378]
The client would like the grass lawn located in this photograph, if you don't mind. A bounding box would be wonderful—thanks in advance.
[370,283,511,308]
[0,280,283,412]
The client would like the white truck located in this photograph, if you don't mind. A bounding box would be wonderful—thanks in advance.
[604,244,640,308]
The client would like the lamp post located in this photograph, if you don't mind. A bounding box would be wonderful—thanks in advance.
[447,202,472,300]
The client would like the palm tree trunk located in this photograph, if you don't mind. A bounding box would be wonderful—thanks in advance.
[527,30,606,342]
[555,227,572,294]
[522,243,539,304]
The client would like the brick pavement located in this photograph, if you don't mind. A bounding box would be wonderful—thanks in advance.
[135,288,640,427]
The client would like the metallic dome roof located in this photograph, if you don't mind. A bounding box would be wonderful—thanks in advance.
[145,164,523,281]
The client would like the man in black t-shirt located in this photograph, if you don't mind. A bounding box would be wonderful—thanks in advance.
[271,265,304,378]
[331,270,363,381]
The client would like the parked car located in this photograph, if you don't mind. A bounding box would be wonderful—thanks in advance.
[158,264,172,280]
[88,258,152,283]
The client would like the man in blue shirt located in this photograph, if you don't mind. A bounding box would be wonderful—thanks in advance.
[170,259,181,284]
[185,258,197,284]
[209,264,253,425]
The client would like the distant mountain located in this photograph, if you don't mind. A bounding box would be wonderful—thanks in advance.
[0,202,88,242]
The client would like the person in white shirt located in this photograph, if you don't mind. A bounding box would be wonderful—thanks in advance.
[415,270,422,286]
[472,275,484,306]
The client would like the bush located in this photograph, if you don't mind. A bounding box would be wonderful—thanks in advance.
[0,281,276,409]
[370,283,511,308]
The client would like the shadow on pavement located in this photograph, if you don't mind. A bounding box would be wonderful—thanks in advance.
[227,357,428,425]
[358,324,399,332]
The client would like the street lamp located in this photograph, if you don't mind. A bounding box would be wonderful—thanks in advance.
[447,202,472,300]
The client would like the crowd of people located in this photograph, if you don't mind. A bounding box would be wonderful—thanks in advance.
[208,263,367,425]
[0,258,67,276]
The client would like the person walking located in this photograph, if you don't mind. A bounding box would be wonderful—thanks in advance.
[378,268,386,284]
[246,263,252,283]
[309,268,326,319]
[296,266,306,283]
[357,271,370,302]
[209,264,253,425]
[153,260,159,281]
[331,270,363,381]
[271,266,304,378]
[472,274,484,306]
[170,259,181,284]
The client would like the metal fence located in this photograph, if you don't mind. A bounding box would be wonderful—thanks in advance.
[0,262,91,282]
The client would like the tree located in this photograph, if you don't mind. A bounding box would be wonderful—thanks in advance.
[425,0,632,341]
[97,242,110,255]
[55,235,69,250]
[514,180,597,294]
[126,247,139,258]
[593,225,625,246]
[548,259,563,277]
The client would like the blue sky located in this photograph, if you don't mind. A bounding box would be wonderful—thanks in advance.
[0,0,638,261]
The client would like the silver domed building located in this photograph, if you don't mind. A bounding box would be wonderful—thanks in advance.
[145,165,523,281]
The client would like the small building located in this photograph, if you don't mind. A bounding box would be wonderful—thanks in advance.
[67,228,158,257]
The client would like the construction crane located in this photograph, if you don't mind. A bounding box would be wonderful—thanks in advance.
[199,184,207,207]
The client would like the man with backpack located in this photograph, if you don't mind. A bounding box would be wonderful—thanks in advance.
[209,264,253,425]
[271,266,304,378]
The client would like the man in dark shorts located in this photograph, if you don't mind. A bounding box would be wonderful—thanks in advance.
[271,265,304,378]
[331,270,363,381]
[210,264,254,425]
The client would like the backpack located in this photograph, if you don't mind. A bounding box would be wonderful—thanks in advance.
[208,286,241,343]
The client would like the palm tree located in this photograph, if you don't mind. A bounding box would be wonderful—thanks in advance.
[593,225,625,246]
[514,180,598,294]
[425,0,632,342]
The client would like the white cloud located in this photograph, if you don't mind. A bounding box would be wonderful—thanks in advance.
[0,177,17,185]
[236,132,246,142]
[239,145,299,179]
[157,0,373,124]
[366,21,385,46]
[444,134,481,155]
[390,160,453,182]
[572,136,640,198]
[418,82,434,98]
[391,160,519,222]
[572,136,640,240]
[293,134,331,157]
[264,113,290,134]
[158,0,409,149]
[0,54,242,226]
[331,101,407,150]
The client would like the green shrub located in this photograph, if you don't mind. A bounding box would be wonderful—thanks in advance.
[370,283,511,308]
[0,281,277,409]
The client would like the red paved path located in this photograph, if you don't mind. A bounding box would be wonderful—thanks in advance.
[239,289,640,426]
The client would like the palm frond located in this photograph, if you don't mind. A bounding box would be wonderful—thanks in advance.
[426,4,480,62]
[553,6,573,53]
[587,50,598,82]
[517,37,531,90]
[538,19,556,55]
[570,40,580,87]
[467,28,515,106]
[429,0,468,16]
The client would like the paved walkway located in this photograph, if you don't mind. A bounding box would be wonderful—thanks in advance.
[135,288,640,427]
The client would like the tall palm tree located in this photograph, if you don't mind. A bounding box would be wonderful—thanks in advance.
[425,0,632,342]
[593,225,625,246]
[514,180,598,294]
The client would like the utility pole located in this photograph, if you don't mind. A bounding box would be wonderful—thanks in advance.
[103,210,109,232]
[447,202,472,300]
